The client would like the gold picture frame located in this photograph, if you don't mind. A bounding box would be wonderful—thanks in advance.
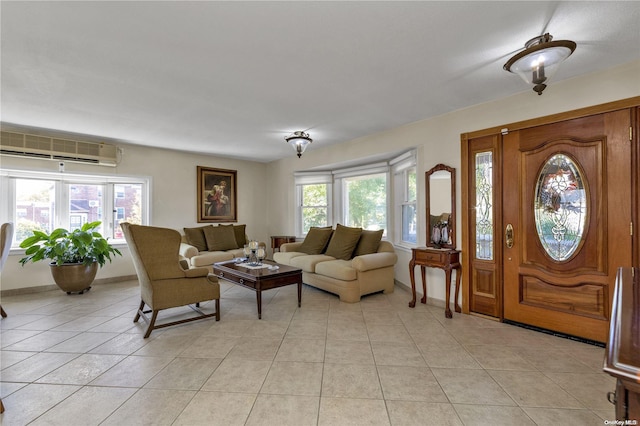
[197,166,237,223]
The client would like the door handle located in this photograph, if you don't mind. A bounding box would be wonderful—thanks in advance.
[505,224,514,248]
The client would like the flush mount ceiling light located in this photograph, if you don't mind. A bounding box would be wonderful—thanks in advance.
[503,33,576,95]
[284,131,312,158]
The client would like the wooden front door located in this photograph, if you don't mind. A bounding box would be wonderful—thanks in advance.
[502,109,633,343]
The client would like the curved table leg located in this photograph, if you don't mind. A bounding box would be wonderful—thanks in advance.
[444,268,453,318]
[454,266,462,313]
[420,266,427,304]
[408,260,417,307]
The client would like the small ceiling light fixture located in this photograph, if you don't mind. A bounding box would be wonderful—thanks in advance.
[285,131,313,158]
[503,33,576,95]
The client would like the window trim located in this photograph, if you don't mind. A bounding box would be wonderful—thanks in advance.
[391,150,417,248]
[1,168,150,247]
[335,169,389,234]
[294,172,333,237]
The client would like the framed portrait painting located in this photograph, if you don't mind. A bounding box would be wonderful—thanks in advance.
[197,166,237,223]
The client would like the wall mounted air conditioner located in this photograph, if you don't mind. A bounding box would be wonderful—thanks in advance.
[0,131,118,166]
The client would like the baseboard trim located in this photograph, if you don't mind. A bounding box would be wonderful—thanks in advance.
[394,280,448,309]
[0,275,138,297]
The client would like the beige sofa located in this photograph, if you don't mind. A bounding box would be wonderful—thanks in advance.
[178,224,250,271]
[179,238,245,270]
[273,227,397,302]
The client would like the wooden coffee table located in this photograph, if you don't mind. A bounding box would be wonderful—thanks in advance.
[213,260,302,319]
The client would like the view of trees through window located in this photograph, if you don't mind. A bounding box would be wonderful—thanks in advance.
[402,168,417,243]
[344,173,387,231]
[301,183,328,233]
[296,152,415,242]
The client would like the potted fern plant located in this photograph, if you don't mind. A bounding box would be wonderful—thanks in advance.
[19,221,121,294]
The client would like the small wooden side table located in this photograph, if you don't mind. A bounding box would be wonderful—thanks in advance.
[270,235,296,253]
[408,247,461,318]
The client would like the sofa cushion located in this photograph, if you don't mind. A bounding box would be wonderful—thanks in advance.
[190,251,235,267]
[315,259,357,281]
[183,225,212,252]
[353,229,384,257]
[290,254,335,273]
[325,224,362,260]
[273,251,307,265]
[204,225,238,251]
[298,227,333,255]
[220,224,247,247]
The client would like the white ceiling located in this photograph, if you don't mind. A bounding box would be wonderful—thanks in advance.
[2,1,639,163]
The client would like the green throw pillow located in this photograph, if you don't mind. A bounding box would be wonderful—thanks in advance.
[353,229,384,257]
[325,224,362,260]
[220,224,247,247]
[298,226,333,255]
[183,225,212,252]
[204,225,239,251]
[233,224,247,247]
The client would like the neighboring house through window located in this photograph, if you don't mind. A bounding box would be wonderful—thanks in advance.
[1,169,149,247]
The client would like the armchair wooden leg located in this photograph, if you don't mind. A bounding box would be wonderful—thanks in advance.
[216,299,220,321]
[1,397,5,413]
[133,300,145,323]
[144,310,159,339]
[0,304,7,318]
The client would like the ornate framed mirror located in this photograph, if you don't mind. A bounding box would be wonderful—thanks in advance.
[425,164,456,249]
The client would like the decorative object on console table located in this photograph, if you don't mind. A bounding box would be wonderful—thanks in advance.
[409,163,460,318]
[603,267,640,421]
[197,166,237,223]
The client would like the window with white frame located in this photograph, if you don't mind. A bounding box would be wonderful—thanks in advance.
[391,151,417,245]
[294,150,416,243]
[295,172,332,237]
[1,169,149,247]
[334,163,389,235]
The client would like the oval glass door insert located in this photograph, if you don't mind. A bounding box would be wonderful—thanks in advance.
[534,153,587,261]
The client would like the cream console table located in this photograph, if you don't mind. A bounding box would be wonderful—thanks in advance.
[408,247,461,318]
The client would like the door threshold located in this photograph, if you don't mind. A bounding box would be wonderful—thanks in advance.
[503,319,605,348]
[469,312,500,322]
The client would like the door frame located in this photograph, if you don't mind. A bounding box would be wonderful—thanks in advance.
[461,96,640,316]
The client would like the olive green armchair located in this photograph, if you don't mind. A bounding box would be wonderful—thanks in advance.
[121,223,220,338]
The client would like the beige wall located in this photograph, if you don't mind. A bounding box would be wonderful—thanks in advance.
[0,144,268,292]
[2,60,639,298]
[265,59,640,304]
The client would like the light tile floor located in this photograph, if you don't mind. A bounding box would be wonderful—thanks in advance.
[0,280,617,425]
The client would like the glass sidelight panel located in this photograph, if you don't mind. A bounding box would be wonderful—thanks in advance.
[534,153,587,261]
[475,152,493,260]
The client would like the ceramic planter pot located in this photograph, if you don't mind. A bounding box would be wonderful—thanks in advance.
[49,262,98,294]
